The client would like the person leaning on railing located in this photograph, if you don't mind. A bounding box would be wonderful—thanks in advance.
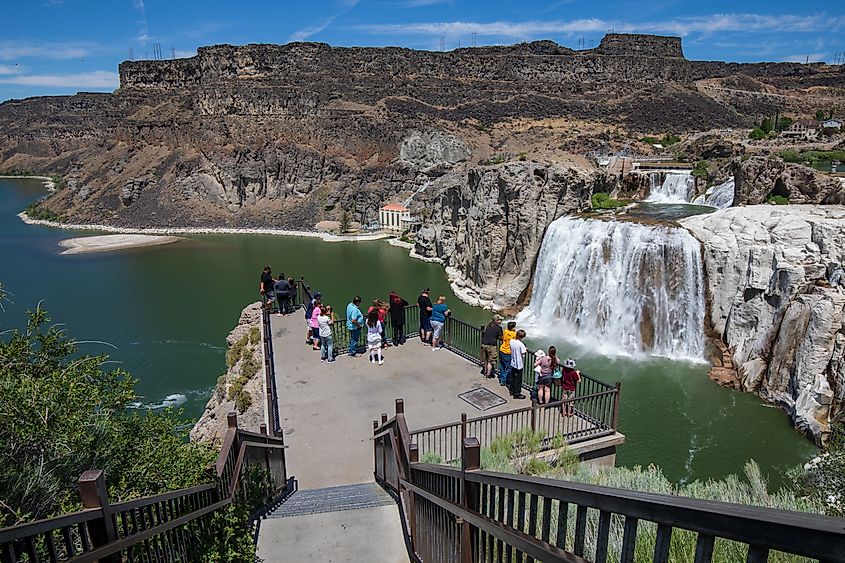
[480,314,503,378]
[498,321,516,387]
[559,358,581,417]
[346,296,365,357]
[260,265,275,309]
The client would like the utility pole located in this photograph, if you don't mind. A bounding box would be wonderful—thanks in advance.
[171,46,176,59]
[472,32,477,47]
[128,47,134,61]
[439,36,445,52]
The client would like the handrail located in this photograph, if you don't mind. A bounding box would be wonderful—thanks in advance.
[1,411,292,563]
[378,399,845,563]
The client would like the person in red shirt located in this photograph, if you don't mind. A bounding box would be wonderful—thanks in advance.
[559,358,581,417]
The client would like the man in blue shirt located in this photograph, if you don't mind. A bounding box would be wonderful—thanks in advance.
[346,296,365,357]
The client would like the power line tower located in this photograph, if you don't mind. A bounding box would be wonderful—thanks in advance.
[472,32,477,47]
[439,36,445,52]
[171,46,176,59]
[128,48,134,61]
[152,43,162,60]
[578,37,585,50]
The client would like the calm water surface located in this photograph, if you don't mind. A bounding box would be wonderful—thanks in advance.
[0,178,816,488]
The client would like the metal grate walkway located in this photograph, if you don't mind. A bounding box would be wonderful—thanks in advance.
[267,482,395,518]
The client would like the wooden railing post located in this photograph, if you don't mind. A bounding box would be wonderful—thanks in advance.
[77,470,121,563]
[373,420,380,480]
[611,382,622,430]
[461,437,481,563]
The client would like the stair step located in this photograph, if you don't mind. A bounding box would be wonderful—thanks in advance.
[268,482,395,518]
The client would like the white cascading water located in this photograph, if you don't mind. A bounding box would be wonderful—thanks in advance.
[518,217,706,361]
[646,170,695,203]
[692,179,734,209]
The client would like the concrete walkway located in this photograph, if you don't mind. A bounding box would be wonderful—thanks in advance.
[269,311,522,488]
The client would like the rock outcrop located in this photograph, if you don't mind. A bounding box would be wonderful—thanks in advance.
[734,157,845,205]
[413,162,598,308]
[191,303,266,445]
[682,206,845,443]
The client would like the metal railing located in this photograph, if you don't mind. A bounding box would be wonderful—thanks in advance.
[374,399,845,563]
[0,412,294,563]
[261,306,282,436]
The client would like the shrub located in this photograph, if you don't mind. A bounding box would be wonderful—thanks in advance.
[420,452,444,465]
[691,161,709,179]
[779,150,801,163]
[767,195,790,205]
[791,423,845,516]
[225,334,249,368]
[240,351,260,380]
[248,326,260,346]
[591,193,626,210]
[481,154,507,166]
[517,152,527,161]
[748,127,766,140]
[234,392,252,414]
[23,203,63,222]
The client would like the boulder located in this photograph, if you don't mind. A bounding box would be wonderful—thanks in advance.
[399,130,470,170]
[685,134,745,161]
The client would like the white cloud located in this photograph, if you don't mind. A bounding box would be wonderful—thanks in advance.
[0,64,24,75]
[401,0,454,7]
[782,53,828,63]
[0,43,91,61]
[353,13,845,39]
[173,49,197,59]
[289,0,360,42]
[0,70,119,89]
[134,0,150,43]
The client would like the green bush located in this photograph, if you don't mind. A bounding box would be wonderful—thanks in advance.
[591,193,626,210]
[691,161,709,179]
[0,306,215,527]
[225,334,249,368]
[240,351,260,380]
[420,452,444,465]
[790,423,844,516]
[248,326,260,346]
[748,127,766,140]
[23,203,63,222]
[481,154,507,166]
[779,150,801,163]
[767,195,790,205]
[234,392,252,414]
[517,152,527,161]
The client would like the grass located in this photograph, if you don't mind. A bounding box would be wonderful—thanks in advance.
[480,154,508,166]
[778,149,845,165]
[767,195,789,205]
[23,203,63,222]
[591,193,626,210]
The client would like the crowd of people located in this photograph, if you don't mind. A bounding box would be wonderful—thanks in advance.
[259,267,580,412]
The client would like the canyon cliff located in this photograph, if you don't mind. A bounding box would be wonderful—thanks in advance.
[682,207,845,444]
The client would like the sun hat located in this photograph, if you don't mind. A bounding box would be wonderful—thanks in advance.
[535,349,546,358]
[493,314,504,322]
[563,358,576,368]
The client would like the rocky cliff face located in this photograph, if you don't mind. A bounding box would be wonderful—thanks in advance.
[191,303,266,445]
[682,207,845,443]
[413,162,599,308]
[735,157,845,205]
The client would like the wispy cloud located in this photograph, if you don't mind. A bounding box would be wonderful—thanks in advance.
[134,0,150,43]
[353,13,845,39]
[0,70,119,89]
[0,64,24,75]
[401,0,454,7]
[0,43,92,61]
[782,52,828,63]
[289,0,361,42]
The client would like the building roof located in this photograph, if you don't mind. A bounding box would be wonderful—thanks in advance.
[791,119,820,129]
[823,119,843,125]
[381,203,409,212]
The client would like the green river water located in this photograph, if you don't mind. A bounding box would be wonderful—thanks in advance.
[0,178,816,488]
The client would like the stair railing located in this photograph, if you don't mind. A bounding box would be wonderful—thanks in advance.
[0,411,294,563]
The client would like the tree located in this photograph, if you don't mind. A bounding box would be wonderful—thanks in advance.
[792,423,845,516]
[0,305,214,526]
[815,109,826,121]
[748,127,767,140]
[339,209,350,233]
[776,116,794,132]
[760,118,773,133]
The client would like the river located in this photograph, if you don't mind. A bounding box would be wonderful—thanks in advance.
[0,178,816,488]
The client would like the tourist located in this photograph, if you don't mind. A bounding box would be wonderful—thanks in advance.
[388,291,409,345]
[286,277,296,311]
[318,305,335,362]
[481,314,503,378]
[368,300,389,349]
[346,296,365,357]
[430,296,450,350]
[534,346,558,405]
[274,274,291,314]
[260,265,275,310]
[508,330,527,399]
[366,309,384,365]
[309,297,323,350]
[559,358,581,417]
[498,321,516,387]
[303,286,315,345]
[417,289,433,345]
[532,349,546,402]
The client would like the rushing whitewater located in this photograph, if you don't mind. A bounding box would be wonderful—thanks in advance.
[692,179,734,209]
[519,217,706,360]
[646,171,695,203]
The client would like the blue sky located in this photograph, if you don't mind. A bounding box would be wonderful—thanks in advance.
[0,0,842,102]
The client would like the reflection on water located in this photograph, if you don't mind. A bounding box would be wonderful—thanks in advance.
[627,202,715,222]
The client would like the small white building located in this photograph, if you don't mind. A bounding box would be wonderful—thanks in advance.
[379,203,411,233]
[822,119,843,131]
[782,119,821,140]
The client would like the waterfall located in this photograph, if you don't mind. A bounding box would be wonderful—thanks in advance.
[646,170,695,203]
[518,217,706,361]
[692,179,734,209]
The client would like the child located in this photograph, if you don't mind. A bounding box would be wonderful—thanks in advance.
[366,309,384,365]
[317,305,335,362]
[560,358,581,417]
[507,330,527,399]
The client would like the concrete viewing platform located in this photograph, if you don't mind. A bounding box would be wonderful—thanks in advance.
[268,311,525,489]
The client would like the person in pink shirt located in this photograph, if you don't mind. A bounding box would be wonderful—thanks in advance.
[310,299,322,351]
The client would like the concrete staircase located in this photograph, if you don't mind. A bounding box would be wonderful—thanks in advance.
[256,482,410,562]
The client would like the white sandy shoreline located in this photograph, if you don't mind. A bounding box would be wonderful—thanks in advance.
[59,234,183,255]
[17,212,392,243]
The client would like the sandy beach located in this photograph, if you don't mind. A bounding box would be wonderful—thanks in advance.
[59,234,182,255]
